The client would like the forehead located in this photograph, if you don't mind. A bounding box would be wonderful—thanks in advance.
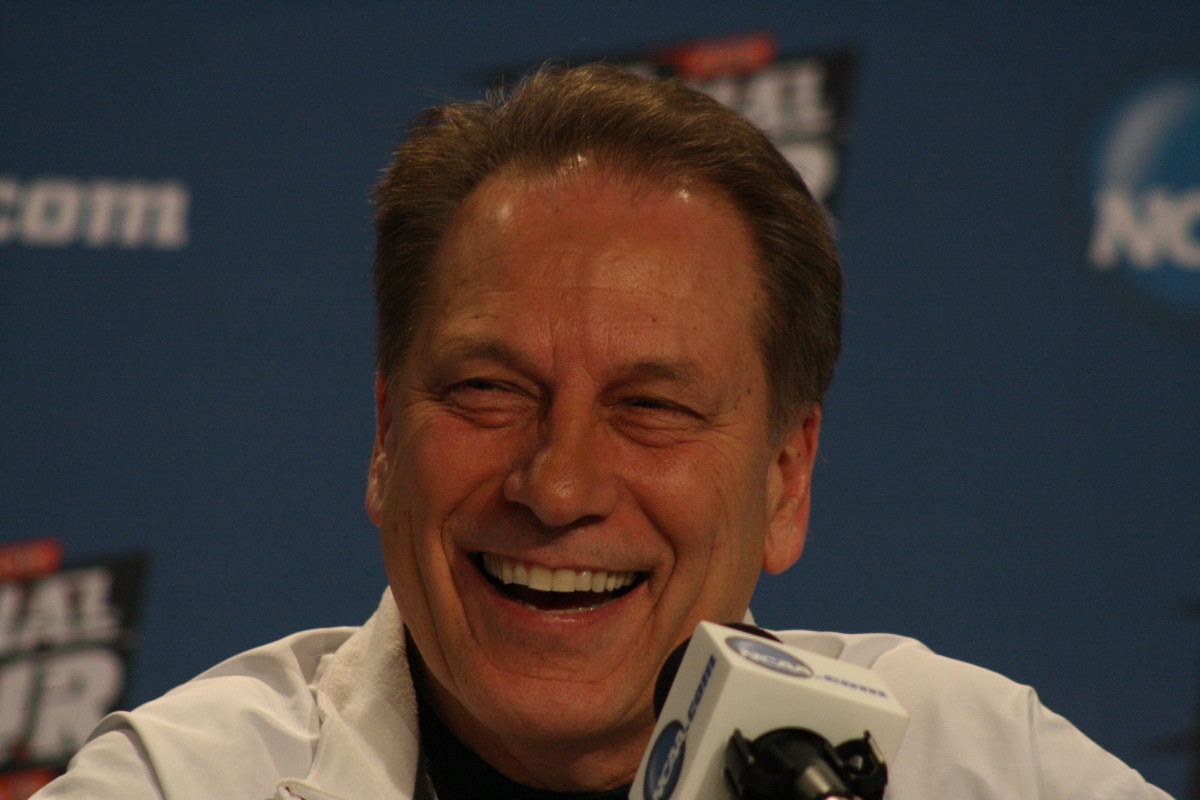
[411,167,768,394]
[432,167,761,306]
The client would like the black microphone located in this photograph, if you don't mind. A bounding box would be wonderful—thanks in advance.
[632,622,908,800]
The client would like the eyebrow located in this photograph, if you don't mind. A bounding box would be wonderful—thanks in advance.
[432,337,538,375]
[614,359,702,389]
[431,335,704,388]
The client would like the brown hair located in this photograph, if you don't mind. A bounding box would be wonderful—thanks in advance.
[373,62,841,437]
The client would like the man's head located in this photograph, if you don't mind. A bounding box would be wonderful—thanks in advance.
[366,64,841,791]
[373,63,841,439]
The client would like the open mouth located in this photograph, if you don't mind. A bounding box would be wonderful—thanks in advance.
[475,553,646,613]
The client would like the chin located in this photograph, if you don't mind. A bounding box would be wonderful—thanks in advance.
[473,670,655,749]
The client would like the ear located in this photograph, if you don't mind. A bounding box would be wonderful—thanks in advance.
[365,372,393,527]
[762,406,822,575]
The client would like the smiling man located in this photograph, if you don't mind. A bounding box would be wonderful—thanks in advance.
[368,164,818,791]
[35,64,1170,800]
[361,65,831,794]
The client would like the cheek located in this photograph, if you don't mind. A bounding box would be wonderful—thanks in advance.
[628,442,771,560]
[380,420,512,621]
[386,414,522,539]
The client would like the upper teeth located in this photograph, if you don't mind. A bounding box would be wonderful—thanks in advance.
[481,554,638,593]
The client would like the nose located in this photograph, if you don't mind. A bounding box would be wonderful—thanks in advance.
[502,404,619,528]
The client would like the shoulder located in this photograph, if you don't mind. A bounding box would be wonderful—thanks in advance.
[770,629,1169,799]
[173,624,359,716]
[775,627,1063,734]
[42,625,359,800]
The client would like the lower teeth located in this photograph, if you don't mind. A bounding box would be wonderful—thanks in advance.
[506,586,621,612]
[518,597,616,613]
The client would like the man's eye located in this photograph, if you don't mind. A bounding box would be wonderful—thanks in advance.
[623,397,699,418]
[453,379,506,393]
[442,380,536,424]
[445,379,522,404]
[627,397,673,410]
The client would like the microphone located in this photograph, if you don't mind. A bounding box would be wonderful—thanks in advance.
[631,622,909,800]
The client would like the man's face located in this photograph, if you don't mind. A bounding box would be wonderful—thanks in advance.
[366,167,818,787]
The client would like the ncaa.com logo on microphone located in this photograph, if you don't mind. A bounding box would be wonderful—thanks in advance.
[1080,70,1200,335]
[642,655,715,800]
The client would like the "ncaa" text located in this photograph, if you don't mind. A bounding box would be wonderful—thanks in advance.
[1089,187,1200,270]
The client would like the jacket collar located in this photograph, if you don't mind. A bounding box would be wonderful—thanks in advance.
[279,591,421,800]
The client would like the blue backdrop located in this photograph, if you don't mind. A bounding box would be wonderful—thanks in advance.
[3,3,1197,796]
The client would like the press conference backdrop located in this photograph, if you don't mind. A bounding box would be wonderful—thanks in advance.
[2,3,1198,797]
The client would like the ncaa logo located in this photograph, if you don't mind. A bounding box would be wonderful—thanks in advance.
[1083,71,1200,332]
[643,721,687,800]
[726,637,813,678]
[642,654,715,800]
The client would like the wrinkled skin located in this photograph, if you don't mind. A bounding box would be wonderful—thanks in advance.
[366,166,820,791]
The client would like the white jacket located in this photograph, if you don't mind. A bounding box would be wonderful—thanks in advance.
[34,593,1171,800]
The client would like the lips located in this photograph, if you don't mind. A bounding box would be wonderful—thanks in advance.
[476,553,644,613]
